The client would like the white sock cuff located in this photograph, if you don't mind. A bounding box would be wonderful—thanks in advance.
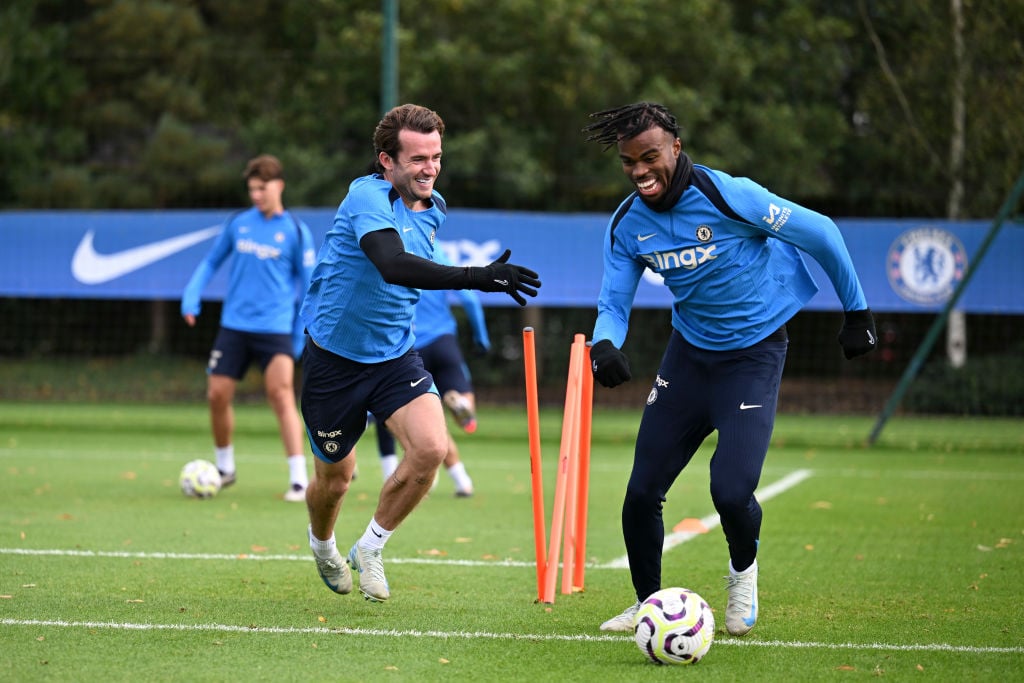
[359,517,393,551]
[308,526,337,559]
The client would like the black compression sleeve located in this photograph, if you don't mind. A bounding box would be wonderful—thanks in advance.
[359,229,470,289]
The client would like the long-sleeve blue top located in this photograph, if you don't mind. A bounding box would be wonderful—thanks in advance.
[593,165,868,351]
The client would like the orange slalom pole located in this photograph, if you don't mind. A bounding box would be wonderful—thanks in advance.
[522,327,546,603]
[572,341,594,591]
[543,337,582,604]
[560,336,585,595]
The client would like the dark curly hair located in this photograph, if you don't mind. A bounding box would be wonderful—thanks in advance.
[582,102,679,149]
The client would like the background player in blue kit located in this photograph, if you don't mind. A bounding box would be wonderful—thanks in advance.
[182,154,316,502]
[300,104,540,602]
[582,103,876,635]
[375,248,491,497]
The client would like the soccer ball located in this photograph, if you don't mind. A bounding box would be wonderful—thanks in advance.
[634,587,715,665]
[179,459,222,499]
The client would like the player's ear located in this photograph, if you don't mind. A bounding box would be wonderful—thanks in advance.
[378,150,393,172]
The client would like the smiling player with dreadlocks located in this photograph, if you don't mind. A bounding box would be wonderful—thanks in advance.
[583,102,876,635]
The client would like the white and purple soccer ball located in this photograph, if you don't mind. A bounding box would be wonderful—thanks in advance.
[178,459,222,499]
[634,587,715,665]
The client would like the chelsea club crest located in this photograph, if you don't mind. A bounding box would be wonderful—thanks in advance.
[887,227,967,306]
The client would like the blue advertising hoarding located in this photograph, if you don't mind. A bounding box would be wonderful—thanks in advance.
[2,209,1021,313]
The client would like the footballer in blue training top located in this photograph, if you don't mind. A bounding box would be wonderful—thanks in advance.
[298,104,539,603]
[181,154,317,502]
[583,102,876,637]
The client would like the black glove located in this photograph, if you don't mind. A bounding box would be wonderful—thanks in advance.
[590,339,631,388]
[838,308,877,360]
[466,249,541,306]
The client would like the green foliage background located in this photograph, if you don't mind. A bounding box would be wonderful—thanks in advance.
[3,0,1022,217]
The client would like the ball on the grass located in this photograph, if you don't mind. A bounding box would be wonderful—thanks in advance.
[179,459,222,499]
[634,587,715,665]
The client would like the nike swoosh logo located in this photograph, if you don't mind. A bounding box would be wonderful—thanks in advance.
[71,226,222,285]
[739,402,763,410]
[410,377,428,387]
[403,227,413,233]
[638,233,656,241]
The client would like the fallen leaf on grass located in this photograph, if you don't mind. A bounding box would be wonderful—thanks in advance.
[318,615,326,623]
[250,545,268,553]
[121,471,137,480]
[439,658,450,664]
[454,537,472,543]
[419,548,447,556]
[810,501,832,509]
[835,665,855,671]
[995,538,1013,549]
[126,599,143,603]
[385,666,399,671]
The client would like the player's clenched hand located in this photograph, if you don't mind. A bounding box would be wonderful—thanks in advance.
[590,339,631,388]
[838,308,877,360]
[467,249,541,306]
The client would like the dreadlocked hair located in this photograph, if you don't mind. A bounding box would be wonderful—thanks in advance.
[582,102,679,149]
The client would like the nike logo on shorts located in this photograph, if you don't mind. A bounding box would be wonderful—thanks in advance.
[410,377,428,387]
[739,402,762,410]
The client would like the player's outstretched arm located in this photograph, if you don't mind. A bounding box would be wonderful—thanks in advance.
[361,231,541,306]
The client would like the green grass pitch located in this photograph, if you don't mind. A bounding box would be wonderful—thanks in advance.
[2,402,1022,681]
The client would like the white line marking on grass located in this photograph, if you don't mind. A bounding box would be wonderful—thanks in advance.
[0,467,811,573]
[3,618,1021,654]
[0,547,536,568]
[605,469,813,569]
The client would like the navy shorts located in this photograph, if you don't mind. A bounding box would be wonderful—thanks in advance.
[300,340,439,463]
[208,327,292,380]
[417,334,472,395]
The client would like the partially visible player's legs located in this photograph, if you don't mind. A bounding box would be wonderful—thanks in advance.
[429,337,477,492]
[374,415,399,480]
[442,389,477,432]
[347,393,447,602]
[306,449,356,595]
[207,373,237,486]
[264,352,309,501]
[602,331,710,632]
[442,431,473,496]
[707,333,787,636]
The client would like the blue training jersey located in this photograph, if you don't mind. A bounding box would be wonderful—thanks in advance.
[181,206,316,337]
[412,247,489,350]
[301,174,447,363]
[593,164,868,351]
